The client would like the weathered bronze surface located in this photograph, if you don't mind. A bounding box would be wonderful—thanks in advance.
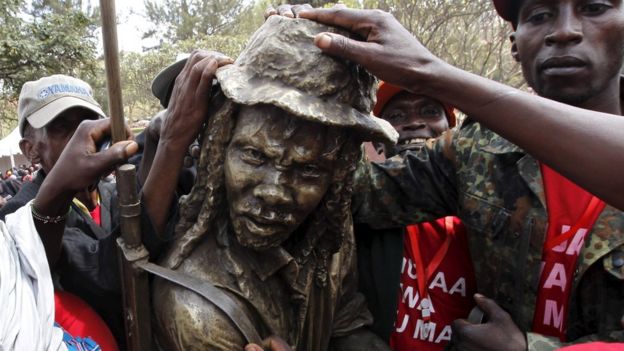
[152,16,396,351]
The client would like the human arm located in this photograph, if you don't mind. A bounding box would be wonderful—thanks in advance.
[296,7,624,211]
[450,294,624,351]
[33,118,137,267]
[141,50,233,237]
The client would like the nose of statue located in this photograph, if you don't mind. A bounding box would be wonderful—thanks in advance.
[253,183,292,206]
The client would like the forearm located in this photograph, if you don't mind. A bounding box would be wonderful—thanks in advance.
[418,63,624,209]
[32,176,74,266]
[141,139,187,236]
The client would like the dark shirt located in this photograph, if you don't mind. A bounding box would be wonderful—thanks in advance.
[0,170,125,348]
[355,224,403,342]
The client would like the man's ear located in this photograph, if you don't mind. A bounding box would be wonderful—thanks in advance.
[510,33,520,62]
[19,138,40,164]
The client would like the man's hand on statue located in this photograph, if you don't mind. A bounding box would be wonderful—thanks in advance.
[292,6,442,96]
[450,294,527,351]
[160,50,234,153]
[265,4,313,19]
[244,336,293,351]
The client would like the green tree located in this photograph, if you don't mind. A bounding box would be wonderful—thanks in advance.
[143,0,248,43]
[0,0,98,135]
[370,0,523,88]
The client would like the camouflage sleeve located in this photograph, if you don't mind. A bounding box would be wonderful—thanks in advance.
[352,129,460,229]
[527,330,624,351]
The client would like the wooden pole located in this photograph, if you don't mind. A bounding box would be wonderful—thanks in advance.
[99,0,125,143]
[99,1,152,350]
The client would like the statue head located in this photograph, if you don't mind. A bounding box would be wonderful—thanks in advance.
[165,16,397,271]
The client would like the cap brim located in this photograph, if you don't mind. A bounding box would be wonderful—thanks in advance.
[26,96,105,129]
[216,65,398,144]
[151,59,188,108]
[374,82,403,116]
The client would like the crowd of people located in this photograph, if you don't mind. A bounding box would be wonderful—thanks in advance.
[1,0,624,350]
[0,164,40,200]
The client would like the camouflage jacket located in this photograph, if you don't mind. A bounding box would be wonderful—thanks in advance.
[353,119,624,350]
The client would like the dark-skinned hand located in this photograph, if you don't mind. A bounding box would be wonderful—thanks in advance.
[142,50,233,239]
[34,118,137,266]
[159,50,233,152]
[245,336,293,351]
[267,5,444,95]
[450,294,527,351]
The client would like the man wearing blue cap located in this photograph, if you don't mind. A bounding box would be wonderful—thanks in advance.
[259,1,624,350]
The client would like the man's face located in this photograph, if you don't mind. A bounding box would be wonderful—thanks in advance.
[32,107,99,174]
[225,105,334,250]
[513,0,624,105]
[380,92,449,157]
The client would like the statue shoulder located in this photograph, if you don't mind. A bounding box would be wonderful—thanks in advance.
[152,276,248,350]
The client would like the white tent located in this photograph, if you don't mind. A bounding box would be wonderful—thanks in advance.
[0,128,24,169]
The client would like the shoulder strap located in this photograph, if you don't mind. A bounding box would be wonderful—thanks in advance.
[139,261,263,345]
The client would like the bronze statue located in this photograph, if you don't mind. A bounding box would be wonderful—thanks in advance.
[152,16,397,350]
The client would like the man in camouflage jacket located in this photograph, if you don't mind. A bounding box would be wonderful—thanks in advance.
[353,119,624,350]
[286,0,624,349]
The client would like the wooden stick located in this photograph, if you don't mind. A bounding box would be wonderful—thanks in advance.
[99,0,125,143]
[99,1,152,350]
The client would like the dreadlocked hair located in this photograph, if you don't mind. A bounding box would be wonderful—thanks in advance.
[287,132,362,288]
[167,91,237,269]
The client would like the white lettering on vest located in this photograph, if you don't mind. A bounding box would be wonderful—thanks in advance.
[543,299,564,330]
[401,285,421,309]
[434,325,453,344]
[429,272,447,293]
[413,319,436,341]
[448,277,467,297]
[543,263,567,291]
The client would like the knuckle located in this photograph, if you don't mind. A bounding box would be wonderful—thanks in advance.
[334,35,348,52]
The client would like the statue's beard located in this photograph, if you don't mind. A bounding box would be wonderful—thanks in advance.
[233,226,291,251]
[229,205,298,251]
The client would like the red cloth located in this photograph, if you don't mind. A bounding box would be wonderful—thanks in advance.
[557,343,624,351]
[54,290,118,351]
[533,165,605,341]
[89,203,101,226]
[390,217,476,351]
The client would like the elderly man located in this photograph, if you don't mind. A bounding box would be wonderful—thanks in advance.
[0,118,136,351]
[142,17,397,350]
[274,0,624,350]
[0,74,124,348]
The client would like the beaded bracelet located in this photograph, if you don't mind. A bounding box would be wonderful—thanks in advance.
[31,203,71,224]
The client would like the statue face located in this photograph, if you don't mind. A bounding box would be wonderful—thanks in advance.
[225,105,334,250]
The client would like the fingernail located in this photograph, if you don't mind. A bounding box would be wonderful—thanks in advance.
[474,293,485,299]
[315,33,332,49]
[125,141,139,154]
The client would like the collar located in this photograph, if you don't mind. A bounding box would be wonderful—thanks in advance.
[216,227,296,281]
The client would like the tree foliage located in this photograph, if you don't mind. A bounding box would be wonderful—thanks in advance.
[0,0,525,136]
[143,0,248,43]
[374,0,523,88]
[0,0,98,135]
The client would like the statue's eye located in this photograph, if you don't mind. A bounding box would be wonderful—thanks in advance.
[300,164,321,178]
[240,147,266,165]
